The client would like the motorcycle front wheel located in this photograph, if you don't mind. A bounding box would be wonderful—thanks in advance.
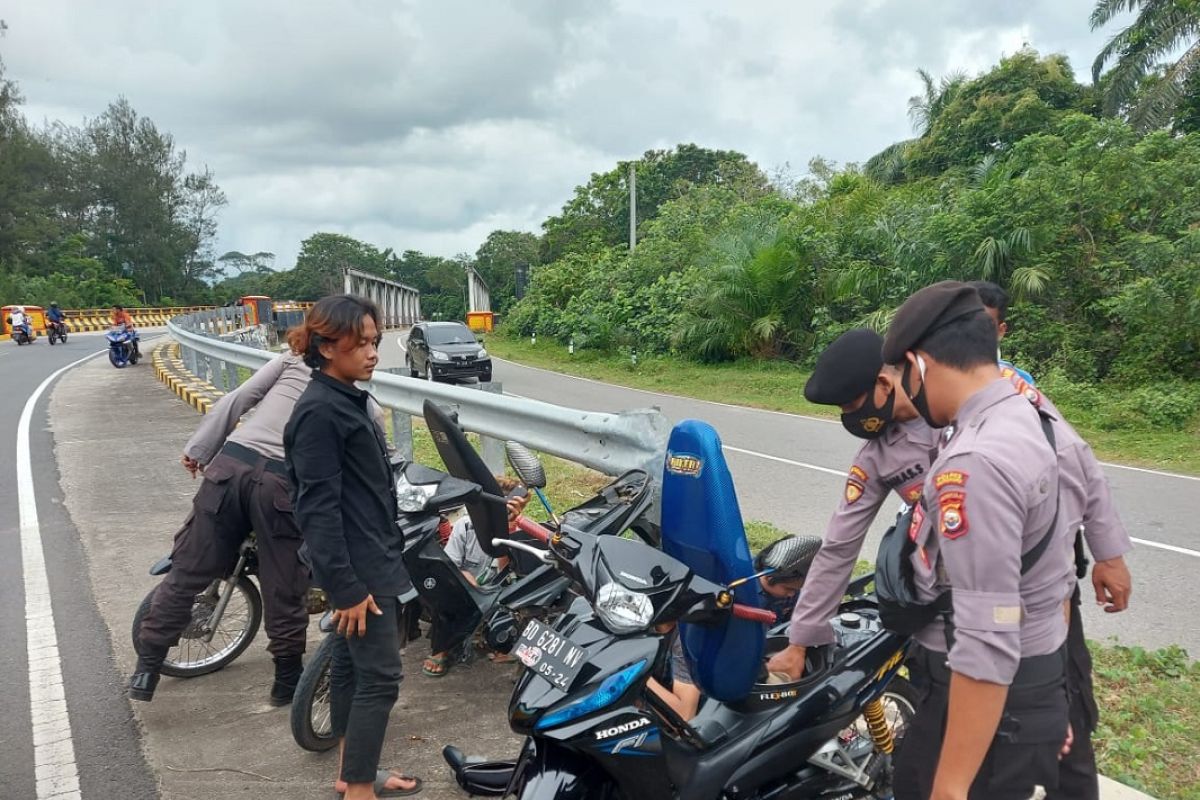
[291,633,338,752]
[109,348,125,368]
[132,576,263,677]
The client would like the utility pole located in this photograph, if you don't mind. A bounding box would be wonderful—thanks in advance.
[629,163,637,251]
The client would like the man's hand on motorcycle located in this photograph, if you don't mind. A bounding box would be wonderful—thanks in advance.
[333,594,382,637]
[506,495,530,524]
[765,644,807,681]
[181,455,204,478]
[1092,556,1132,612]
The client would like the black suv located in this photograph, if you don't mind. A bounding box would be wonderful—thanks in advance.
[405,321,492,383]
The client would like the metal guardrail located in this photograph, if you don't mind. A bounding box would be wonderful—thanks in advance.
[166,315,671,490]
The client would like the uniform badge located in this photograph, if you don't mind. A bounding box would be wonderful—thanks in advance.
[1008,376,1043,408]
[934,470,968,490]
[861,417,885,434]
[902,483,923,505]
[938,490,968,539]
[845,466,868,505]
[908,503,926,542]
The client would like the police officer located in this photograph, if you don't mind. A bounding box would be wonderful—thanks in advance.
[881,281,1076,800]
[970,279,1134,800]
[767,328,940,679]
[131,350,316,704]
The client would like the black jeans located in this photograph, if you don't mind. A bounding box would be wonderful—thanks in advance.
[894,644,1068,800]
[330,595,403,784]
[138,450,309,658]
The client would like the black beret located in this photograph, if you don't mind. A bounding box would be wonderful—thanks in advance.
[881,281,986,364]
[804,328,883,406]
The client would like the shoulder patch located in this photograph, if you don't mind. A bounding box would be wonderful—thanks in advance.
[844,465,868,505]
[937,490,968,539]
[1007,374,1043,408]
[902,483,923,505]
[908,503,926,542]
[934,470,968,490]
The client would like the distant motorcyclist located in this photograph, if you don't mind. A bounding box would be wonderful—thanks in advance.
[9,305,34,340]
[112,305,139,357]
[47,302,66,336]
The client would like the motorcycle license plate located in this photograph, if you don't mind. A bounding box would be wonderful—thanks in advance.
[515,618,586,691]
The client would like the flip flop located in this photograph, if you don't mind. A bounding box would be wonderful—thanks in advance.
[336,769,423,797]
[422,653,450,678]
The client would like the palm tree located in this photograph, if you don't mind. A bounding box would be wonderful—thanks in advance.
[907,68,968,136]
[673,217,814,361]
[1091,0,1200,130]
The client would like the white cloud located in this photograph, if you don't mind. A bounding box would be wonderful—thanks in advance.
[1,0,1115,269]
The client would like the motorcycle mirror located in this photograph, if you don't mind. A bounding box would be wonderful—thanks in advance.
[505,441,547,489]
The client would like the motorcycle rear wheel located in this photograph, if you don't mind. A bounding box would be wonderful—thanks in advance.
[132,576,263,678]
[291,632,338,752]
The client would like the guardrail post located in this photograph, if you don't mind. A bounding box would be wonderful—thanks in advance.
[214,357,229,392]
[476,381,505,473]
[379,368,413,461]
[225,359,240,390]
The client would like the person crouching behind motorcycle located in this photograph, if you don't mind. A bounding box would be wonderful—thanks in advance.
[130,349,318,705]
[648,535,820,721]
[422,480,531,678]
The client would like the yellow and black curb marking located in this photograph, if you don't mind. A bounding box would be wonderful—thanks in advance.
[152,341,225,415]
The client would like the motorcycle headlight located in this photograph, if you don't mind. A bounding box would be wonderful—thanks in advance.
[430,349,450,361]
[395,473,436,513]
[595,582,654,634]
[477,348,488,359]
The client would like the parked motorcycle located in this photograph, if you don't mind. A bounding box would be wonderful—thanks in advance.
[131,536,264,677]
[107,324,140,367]
[47,320,68,345]
[441,414,917,800]
[290,459,480,752]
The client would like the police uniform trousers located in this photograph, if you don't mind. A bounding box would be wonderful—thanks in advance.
[894,643,1069,800]
[136,443,310,658]
[1045,585,1100,800]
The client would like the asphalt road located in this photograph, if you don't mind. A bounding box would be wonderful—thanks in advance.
[382,335,1199,657]
[0,333,158,799]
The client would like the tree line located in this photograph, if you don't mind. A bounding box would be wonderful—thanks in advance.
[0,57,225,308]
[504,47,1200,430]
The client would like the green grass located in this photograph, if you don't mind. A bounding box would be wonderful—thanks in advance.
[484,331,1200,475]
[1091,642,1200,799]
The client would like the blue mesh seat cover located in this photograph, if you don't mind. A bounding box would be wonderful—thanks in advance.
[660,419,763,702]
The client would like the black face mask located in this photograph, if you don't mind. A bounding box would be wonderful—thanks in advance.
[901,357,946,429]
[841,386,896,440]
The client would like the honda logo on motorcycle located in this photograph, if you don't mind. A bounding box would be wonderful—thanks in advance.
[593,716,650,740]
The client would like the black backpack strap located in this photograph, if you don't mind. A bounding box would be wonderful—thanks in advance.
[1019,410,1060,575]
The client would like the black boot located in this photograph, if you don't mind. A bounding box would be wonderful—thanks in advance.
[269,655,304,706]
[129,648,167,702]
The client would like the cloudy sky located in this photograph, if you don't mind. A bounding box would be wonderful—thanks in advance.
[2,0,1124,271]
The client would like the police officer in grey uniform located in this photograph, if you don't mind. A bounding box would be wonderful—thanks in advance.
[132,351,316,704]
[881,282,1076,800]
[766,328,941,678]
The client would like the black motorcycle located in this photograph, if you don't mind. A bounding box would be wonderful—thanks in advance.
[47,320,68,345]
[132,536,265,677]
[430,405,917,800]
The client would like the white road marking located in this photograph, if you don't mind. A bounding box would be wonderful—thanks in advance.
[18,351,103,800]
[495,357,1200,482]
[1129,537,1200,558]
[720,444,845,477]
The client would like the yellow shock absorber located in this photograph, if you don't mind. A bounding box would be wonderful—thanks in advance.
[862,698,895,754]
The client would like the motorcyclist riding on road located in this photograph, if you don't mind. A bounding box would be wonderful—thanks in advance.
[10,305,33,339]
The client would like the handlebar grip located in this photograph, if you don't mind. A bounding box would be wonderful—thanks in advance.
[515,515,552,544]
[732,604,777,624]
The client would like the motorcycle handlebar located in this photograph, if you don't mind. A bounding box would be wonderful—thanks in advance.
[732,604,777,624]
[514,515,552,544]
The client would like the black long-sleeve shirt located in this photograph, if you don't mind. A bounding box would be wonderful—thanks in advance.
[284,370,405,609]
